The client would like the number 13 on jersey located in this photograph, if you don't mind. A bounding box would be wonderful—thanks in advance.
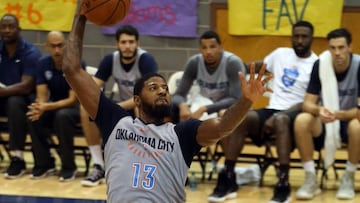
[132,163,157,189]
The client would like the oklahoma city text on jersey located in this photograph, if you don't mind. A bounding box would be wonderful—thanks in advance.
[115,128,175,152]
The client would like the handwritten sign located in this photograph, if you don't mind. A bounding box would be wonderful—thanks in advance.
[101,0,197,38]
[228,0,344,37]
[0,0,76,31]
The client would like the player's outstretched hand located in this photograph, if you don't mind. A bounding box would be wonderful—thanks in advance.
[239,62,273,102]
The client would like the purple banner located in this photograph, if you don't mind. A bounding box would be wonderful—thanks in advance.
[101,0,197,38]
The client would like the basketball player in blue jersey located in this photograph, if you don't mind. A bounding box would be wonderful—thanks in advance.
[63,9,272,203]
[80,25,158,187]
[172,31,246,123]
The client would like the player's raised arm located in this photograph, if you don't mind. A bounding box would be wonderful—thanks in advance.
[196,63,273,146]
[62,9,101,119]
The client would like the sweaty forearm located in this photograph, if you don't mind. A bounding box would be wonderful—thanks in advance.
[218,97,252,137]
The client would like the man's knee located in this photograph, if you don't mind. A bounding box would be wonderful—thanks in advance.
[54,109,76,125]
[347,118,360,141]
[273,113,291,126]
[294,112,316,130]
[7,96,27,112]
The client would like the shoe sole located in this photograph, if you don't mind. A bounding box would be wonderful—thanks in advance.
[81,178,105,187]
[296,188,321,200]
[208,192,237,203]
[4,170,26,179]
[30,168,56,180]
[268,196,291,203]
[59,170,77,182]
[336,192,355,200]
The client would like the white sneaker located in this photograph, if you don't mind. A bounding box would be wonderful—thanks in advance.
[336,171,355,200]
[295,171,321,200]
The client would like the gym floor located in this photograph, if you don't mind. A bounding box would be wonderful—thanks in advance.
[0,145,359,203]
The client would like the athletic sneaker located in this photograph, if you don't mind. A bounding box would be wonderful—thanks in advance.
[30,165,56,179]
[269,180,291,203]
[4,156,26,179]
[336,170,355,199]
[208,169,238,203]
[295,171,321,200]
[81,164,105,187]
[59,169,77,182]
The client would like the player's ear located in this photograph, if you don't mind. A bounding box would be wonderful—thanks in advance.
[133,95,141,107]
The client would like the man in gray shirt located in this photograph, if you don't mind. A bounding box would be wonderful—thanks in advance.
[171,31,246,123]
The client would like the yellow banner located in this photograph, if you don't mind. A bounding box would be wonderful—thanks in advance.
[0,0,77,31]
[228,0,344,37]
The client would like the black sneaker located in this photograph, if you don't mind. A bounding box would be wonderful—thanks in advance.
[59,169,77,182]
[269,180,291,203]
[81,164,105,187]
[208,169,238,202]
[4,156,26,179]
[30,164,56,179]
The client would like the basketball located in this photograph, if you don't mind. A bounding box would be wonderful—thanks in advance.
[81,0,130,26]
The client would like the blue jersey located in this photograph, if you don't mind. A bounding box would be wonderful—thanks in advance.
[0,38,41,86]
[95,93,202,203]
[37,55,86,101]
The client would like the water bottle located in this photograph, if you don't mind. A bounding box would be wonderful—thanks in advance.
[189,172,197,191]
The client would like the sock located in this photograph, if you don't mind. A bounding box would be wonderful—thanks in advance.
[279,164,289,181]
[89,145,104,168]
[345,161,357,172]
[14,150,24,159]
[224,159,236,173]
[302,160,316,175]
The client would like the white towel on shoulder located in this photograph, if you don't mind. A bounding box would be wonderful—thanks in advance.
[319,50,341,168]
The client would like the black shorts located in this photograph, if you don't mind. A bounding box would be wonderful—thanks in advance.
[249,108,301,149]
[313,121,348,151]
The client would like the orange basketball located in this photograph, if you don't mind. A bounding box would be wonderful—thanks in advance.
[81,0,130,26]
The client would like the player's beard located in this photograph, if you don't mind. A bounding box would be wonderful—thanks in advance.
[120,49,137,61]
[142,102,171,121]
[293,43,311,57]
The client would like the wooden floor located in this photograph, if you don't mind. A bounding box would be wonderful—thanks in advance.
[1,146,360,202]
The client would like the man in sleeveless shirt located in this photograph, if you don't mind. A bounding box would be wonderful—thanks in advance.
[171,31,246,123]
[294,28,360,200]
[80,25,158,187]
[63,8,272,202]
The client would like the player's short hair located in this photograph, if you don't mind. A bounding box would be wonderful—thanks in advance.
[200,31,221,44]
[326,28,352,45]
[292,20,314,35]
[115,24,139,41]
[0,13,20,28]
[133,73,166,96]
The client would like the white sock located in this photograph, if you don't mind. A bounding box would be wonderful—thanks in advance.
[14,150,24,159]
[345,161,357,172]
[89,145,104,168]
[302,160,316,175]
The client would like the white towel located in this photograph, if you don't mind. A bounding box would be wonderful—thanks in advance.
[188,94,217,120]
[319,50,341,168]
